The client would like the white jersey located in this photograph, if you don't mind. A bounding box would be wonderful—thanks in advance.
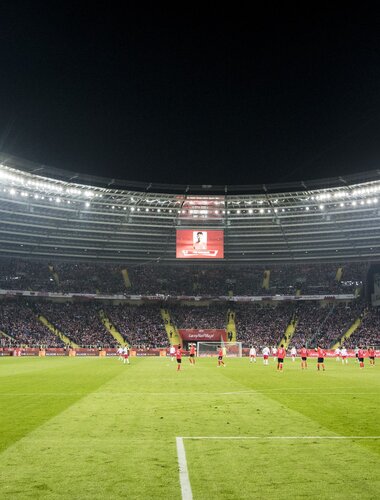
[290,348,297,356]
[123,347,129,355]
[117,347,123,355]
[170,346,176,355]
[341,348,348,356]
[249,348,256,356]
[335,348,341,356]
[272,348,278,356]
[262,347,270,356]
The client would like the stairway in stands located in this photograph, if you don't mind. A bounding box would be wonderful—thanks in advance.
[48,265,60,286]
[121,268,131,289]
[0,329,15,342]
[278,312,298,349]
[226,309,237,342]
[160,308,181,345]
[99,309,128,346]
[37,315,78,348]
[330,312,365,349]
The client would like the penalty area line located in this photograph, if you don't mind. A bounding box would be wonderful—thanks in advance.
[176,436,380,499]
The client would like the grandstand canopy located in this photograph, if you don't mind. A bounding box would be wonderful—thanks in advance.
[1,153,380,263]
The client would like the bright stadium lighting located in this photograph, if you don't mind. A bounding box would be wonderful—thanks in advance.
[319,204,324,210]
[85,202,90,208]
[305,206,309,211]
[352,201,357,206]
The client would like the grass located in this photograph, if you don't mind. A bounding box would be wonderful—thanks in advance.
[0,356,379,499]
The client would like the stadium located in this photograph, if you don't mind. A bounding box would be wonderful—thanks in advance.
[1,154,379,498]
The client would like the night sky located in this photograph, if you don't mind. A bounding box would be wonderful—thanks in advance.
[1,4,380,186]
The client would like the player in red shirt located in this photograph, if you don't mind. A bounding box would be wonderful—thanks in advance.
[368,346,376,366]
[316,345,326,371]
[217,346,225,367]
[189,344,196,365]
[300,345,308,370]
[176,344,182,371]
[277,344,286,371]
[357,346,365,369]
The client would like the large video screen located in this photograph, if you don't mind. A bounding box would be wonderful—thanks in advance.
[176,229,224,259]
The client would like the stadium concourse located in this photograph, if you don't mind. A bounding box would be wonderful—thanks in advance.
[0,155,379,353]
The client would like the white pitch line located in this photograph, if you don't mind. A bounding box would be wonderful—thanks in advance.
[182,436,380,440]
[176,437,193,500]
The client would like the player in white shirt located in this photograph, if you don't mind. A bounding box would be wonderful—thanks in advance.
[249,346,257,363]
[340,347,348,364]
[334,347,341,361]
[169,345,176,361]
[290,346,297,362]
[117,346,124,361]
[262,346,270,365]
[123,346,130,364]
[272,346,278,357]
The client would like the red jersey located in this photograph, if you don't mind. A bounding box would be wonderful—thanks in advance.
[190,345,195,355]
[368,348,375,357]
[218,348,223,357]
[176,348,182,359]
[317,348,326,358]
[300,347,308,357]
[277,348,286,358]
[358,349,364,358]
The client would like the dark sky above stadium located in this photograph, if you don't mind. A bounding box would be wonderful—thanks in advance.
[1,4,380,186]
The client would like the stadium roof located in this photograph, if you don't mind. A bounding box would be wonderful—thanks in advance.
[0,153,380,263]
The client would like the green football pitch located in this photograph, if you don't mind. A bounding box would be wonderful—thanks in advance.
[0,356,379,499]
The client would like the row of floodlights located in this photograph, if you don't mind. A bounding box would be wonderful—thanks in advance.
[0,168,102,198]
[2,186,380,213]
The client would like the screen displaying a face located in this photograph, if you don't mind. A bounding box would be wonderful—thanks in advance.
[176,230,224,259]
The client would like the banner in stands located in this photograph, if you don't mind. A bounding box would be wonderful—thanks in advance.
[176,230,224,259]
[179,329,227,341]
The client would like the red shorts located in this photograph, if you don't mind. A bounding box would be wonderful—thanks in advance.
[263,354,268,359]
[123,354,129,359]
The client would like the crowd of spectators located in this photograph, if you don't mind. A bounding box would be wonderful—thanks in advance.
[36,302,119,348]
[104,305,167,348]
[0,294,377,349]
[0,300,64,347]
[292,302,365,348]
[169,305,227,330]
[234,303,293,348]
[345,307,380,348]
[0,258,367,296]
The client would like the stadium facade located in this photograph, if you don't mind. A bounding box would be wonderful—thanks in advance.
[0,153,380,263]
